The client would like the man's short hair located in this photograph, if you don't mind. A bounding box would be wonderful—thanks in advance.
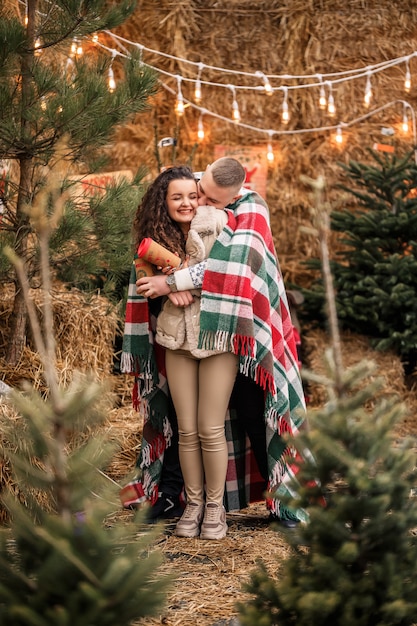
[210,157,246,189]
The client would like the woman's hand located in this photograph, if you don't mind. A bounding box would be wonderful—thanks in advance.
[137,275,170,298]
[136,275,194,307]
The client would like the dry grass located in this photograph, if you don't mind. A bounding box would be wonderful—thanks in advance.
[1,288,416,623]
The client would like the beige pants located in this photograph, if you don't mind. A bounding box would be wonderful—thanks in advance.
[165,349,239,506]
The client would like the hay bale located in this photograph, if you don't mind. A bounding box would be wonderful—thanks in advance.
[0,285,121,521]
[0,285,119,390]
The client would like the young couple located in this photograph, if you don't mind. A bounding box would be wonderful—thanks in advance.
[120,157,307,540]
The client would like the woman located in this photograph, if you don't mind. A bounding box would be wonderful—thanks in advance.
[123,165,238,540]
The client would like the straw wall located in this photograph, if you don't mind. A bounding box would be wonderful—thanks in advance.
[108,0,417,284]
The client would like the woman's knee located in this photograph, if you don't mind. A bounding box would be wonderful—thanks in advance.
[198,424,226,452]
[178,430,200,451]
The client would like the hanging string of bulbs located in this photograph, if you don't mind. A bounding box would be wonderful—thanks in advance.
[17,0,417,162]
[94,33,417,161]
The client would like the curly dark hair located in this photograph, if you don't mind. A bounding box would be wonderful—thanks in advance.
[133,165,196,260]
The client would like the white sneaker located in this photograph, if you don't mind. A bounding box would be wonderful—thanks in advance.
[199,502,227,540]
[175,503,204,538]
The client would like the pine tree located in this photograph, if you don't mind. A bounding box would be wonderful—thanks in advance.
[0,172,171,625]
[303,149,417,374]
[0,0,157,365]
[239,176,417,626]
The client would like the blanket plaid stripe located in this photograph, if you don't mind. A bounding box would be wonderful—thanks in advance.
[120,190,307,521]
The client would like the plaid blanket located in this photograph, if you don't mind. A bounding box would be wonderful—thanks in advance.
[120,190,308,521]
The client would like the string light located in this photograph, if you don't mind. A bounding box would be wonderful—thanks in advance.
[267,131,274,162]
[404,59,411,92]
[317,74,327,110]
[93,40,417,156]
[335,124,343,144]
[175,76,185,116]
[402,105,409,132]
[281,87,289,124]
[107,50,117,92]
[197,114,205,141]
[326,82,336,117]
[24,1,28,26]
[230,86,240,123]
[108,31,417,85]
[256,71,273,96]
[364,71,372,107]
[194,62,203,104]
[34,37,42,56]
[108,65,116,92]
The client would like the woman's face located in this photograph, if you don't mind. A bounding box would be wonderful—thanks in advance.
[166,178,198,231]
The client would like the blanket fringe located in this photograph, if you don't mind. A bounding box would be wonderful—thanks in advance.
[240,355,276,396]
[120,351,134,374]
[199,330,255,356]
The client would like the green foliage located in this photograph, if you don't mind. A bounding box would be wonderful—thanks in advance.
[302,150,417,371]
[0,0,158,362]
[0,377,172,625]
[238,358,417,626]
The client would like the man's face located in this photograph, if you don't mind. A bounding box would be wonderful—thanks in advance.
[197,167,239,209]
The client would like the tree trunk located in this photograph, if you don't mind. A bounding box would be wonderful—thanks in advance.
[5,1,37,365]
[6,285,28,365]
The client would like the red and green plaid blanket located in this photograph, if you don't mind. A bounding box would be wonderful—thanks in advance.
[120,190,308,522]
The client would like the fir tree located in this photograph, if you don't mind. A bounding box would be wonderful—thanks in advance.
[0,0,157,365]
[239,176,417,626]
[0,172,171,625]
[302,149,417,374]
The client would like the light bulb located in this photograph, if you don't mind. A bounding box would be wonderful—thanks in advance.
[175,93,184,116]
[319,87,327,109]
[34,37,42,56]
[92,34,99,43]
[70,38,77,57]
[195,79,202,103]
[405,63,411,92]
[281,89,289,124]
[335,125,343,144]
[175,77,184,116]
[263,75,273,96]
[327,93,336,117]
[76,42,83,57]
[232,98,240,123]
[364,73,372,107]
[402,110,409,133]
[256,72,273,96]
[108,66,116,92]
[195,63,204,103]
[267,142,274,162]
[197,116,205,141]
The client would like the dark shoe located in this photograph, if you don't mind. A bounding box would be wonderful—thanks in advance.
[147,493,184,523]
[268,513,300,529]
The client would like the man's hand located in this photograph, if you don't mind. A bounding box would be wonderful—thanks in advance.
[167,290,194,307]
[137,275,194,307]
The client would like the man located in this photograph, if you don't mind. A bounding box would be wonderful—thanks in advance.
[120,157,306,527]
